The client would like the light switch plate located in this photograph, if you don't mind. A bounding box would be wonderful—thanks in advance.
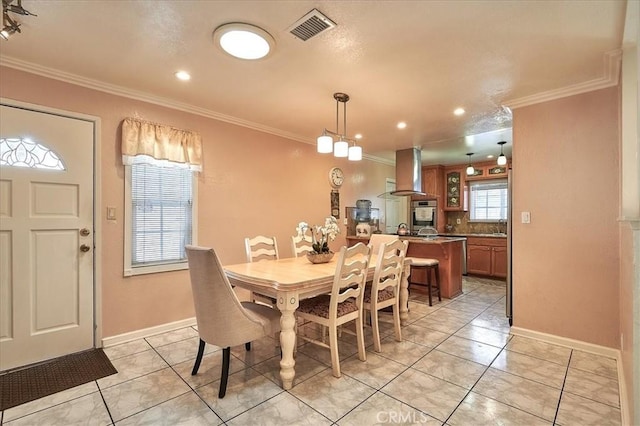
[521,211,531,224]
[107,206,116,220]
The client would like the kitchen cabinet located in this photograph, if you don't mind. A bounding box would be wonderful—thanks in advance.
[465,162,509,181]
[422,165,443,199]
[466,236,507,278]
[443,168,466,211]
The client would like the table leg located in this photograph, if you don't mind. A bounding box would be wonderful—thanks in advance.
[400,263,410,326]
[277,292,298,390]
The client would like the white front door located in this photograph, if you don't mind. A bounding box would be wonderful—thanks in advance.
[0,104,95,371]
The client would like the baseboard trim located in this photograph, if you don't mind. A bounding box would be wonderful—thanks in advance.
[510,326,629,425]
[101,317,197,348]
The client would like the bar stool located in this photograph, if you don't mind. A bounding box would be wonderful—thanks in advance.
[406,257,441,306]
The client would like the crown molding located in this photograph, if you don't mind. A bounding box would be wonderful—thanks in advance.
[504,50,622,109]
[0,56,391,165]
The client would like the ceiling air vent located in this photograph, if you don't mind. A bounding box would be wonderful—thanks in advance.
[287,9,336,41]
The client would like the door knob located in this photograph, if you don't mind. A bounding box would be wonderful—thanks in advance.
[80,244,91,252]
[80,228,91,236]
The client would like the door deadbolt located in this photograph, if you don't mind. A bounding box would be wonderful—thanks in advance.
[80,228,91,237]
[80,244,91,252]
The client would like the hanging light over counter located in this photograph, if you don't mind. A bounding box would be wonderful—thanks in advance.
[466,153,475,175]
[316,92,362,161]
[497,141,508,166]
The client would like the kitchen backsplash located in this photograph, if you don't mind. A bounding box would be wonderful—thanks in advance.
[444,211,507,234]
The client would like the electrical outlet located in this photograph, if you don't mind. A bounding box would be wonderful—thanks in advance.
[456,218,461,225]
[343,218,348,226]
[521,211,531,224]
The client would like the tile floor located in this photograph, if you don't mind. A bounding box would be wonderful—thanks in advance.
[0,277,622,425]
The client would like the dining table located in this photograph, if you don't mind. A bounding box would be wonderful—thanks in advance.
[224,254,411,390]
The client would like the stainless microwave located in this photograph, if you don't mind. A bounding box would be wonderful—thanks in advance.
[410,200,437,233]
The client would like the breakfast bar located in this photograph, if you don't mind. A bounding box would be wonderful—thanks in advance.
[346,235,466,299]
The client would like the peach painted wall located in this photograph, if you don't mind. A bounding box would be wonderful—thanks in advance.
[512,87,620,348]
[0,66,395,337]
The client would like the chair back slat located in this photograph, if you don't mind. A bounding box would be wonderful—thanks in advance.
[245,235,279,262]
[371,239,408,296]
[291,233,313,257]
[330,243,371,314]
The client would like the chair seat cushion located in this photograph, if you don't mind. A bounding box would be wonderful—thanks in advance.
[298,295,358,319]
[363,286,395,303]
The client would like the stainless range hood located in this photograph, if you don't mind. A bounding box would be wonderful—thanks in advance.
[390,148,425,196]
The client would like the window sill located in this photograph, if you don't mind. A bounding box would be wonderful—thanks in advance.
[124,262,189,277]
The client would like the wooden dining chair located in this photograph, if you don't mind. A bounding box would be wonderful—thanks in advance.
[291,232,313,257]
[296,242,371,378]
[363,239,409,352]
[185,245,281,398]
[368,234,399,254]
[244,235,280,307]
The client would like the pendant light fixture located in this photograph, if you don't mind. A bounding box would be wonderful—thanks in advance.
[317,92,362,161]
[496,141,508,166]
[466,153,475,175]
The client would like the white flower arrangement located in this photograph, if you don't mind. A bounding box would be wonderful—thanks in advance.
[296,216,340,254]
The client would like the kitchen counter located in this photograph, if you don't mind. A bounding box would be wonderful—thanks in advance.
[440,233,507,238]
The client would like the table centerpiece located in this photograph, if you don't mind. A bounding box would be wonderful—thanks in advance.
[296,216,340,264]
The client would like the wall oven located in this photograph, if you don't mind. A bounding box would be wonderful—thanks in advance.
[410,200,437,234]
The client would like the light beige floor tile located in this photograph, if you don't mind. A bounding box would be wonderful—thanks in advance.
[97,348,168,389]
[401,324,450,347]
[173,351,249,389]
[296,337,360,367]
[413,349,486,389]
[432,307,479,322]
[144,326,199,348]
[103,339,152,361]
[375,335,433,366]
[436,335,502,366]
[101,367,191,421]
[444,300,490,316]
[229,336,281,366]
[491,349,567,389]
[381,367,467,422]
[569,350,618,379]
[226,391,331,426]
[564,367,620,408]
[3,382,100,422]
[337,391,441,425]
[412,315,468,334]
[505,336,571,366]
[473,368,561,421]
[448,391,552,426]
[454,324,511,348]
[556,391,621,426]
[116,392,221,425]
[470,315,511,334]
[341,351,407,389]
[252,352,328,387]
[289,369,376,422]
[195,368,284,421]
[4,392,111,426]
[153,336,216,366]
[406,300,442,318]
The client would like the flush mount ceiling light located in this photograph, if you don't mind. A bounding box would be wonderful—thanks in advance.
[1,0,36,41]
[453,108,465,116]
[175,70,191,81]
[317,92,363,161]
[466,153,475,175]
[497,141,508,166]
[213,23,275,60]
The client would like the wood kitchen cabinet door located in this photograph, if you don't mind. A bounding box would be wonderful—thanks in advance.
[467,245,492,275]
[422,166,443,199]
[492,246,508,278]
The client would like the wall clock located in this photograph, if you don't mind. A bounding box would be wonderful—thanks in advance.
[329,167,344,188]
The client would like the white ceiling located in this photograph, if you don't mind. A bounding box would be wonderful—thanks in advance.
[0,0,626,165]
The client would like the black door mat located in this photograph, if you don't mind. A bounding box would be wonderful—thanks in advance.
[0,348,117,411]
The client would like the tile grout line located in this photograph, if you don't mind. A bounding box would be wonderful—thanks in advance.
[95,379,116,425]
[553,349,573,425]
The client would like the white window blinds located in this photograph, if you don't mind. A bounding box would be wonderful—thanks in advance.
[469,179,508,221]
[130,159,193,267]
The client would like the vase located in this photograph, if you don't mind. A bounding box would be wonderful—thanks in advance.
[306,252,334,264]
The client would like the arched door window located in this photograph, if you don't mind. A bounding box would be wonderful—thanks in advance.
[0,138,66,170]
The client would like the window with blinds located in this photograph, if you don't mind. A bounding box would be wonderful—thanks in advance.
[124,157,196,275]
[469,179,508,221]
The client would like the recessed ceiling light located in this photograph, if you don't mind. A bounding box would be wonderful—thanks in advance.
[213,23,275,60]
[175,71,191,81]
[397,122,407,129]
[454,108,465,116]
[487,154,494,159]
[354,133,363,139]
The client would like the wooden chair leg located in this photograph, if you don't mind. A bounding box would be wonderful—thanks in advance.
[427,266,433,306]
[392,303,402,342]
[328,325,341,378]
[371,308,382,352]
[355,314,367,362]
[219,347,231,398]
[191,338,206,375]
[435,264,442,302]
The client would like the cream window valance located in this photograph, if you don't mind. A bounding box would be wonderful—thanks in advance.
[121,117,202,171]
